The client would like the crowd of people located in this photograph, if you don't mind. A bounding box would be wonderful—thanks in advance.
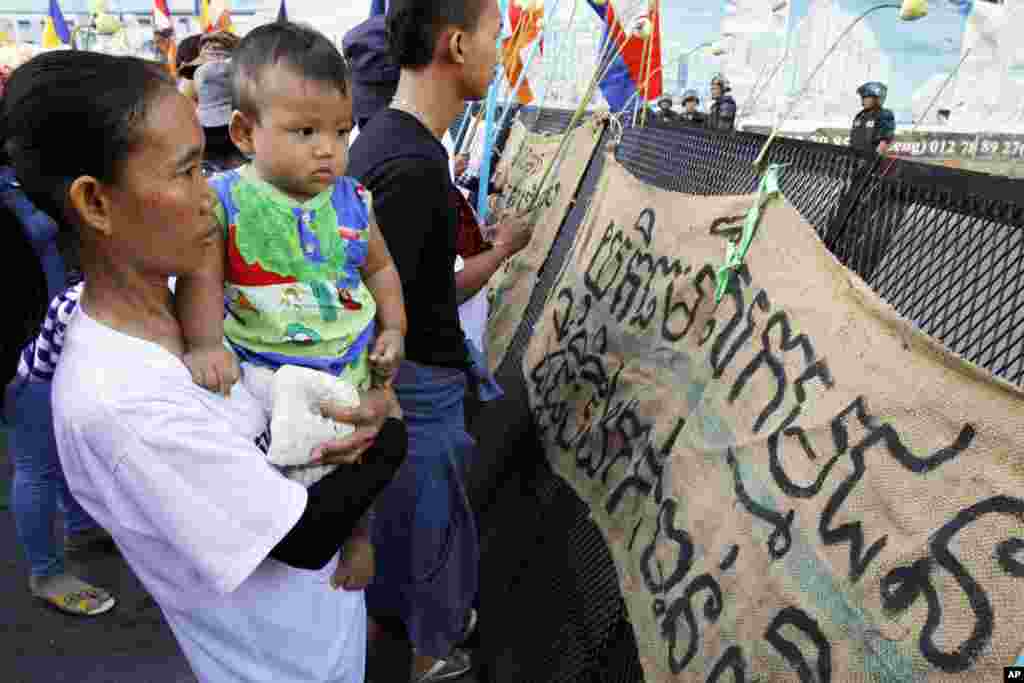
[649,74,896,159]
[2,1,530,682]
[650,73,736,131]
[0,0,904,681]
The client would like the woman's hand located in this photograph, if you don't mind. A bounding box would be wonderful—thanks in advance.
[309,385,402,466]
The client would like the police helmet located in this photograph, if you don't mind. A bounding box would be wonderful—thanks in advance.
[710,74,730,93]
[658,95,673,107]
[856,82,887,105]
[682,89,700,104]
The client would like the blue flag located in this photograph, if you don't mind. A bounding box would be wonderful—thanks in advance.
[48,0,71,45]
[585,0,643,112]
[370,0,387,17]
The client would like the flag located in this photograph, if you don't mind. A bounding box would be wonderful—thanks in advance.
[277,0,288,23]
[506,0,543,54]
[153,0,176,74]
[370,0,387,17]
[962,0,1003,59]
[42,0,71,49]
[201,0,233,34]
[585,0,662,112]
[198,0,209,31]
[502,0,543,105]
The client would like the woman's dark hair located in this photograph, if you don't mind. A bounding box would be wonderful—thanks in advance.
[1,50,175,385]
[176,33,203,73]
[387,0,485,70]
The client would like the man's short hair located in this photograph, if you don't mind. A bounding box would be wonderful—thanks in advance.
[386,0,486,69]
[231,22,349,120]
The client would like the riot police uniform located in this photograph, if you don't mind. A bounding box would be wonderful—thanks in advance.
[679,89,706,127]
[706,75,736,132]
[850,82,895,154]
[653,96,679,125]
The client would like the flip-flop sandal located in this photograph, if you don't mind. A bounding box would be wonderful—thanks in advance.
[34,585,116,617]
[459,608,478,645]
[412,649,472,683]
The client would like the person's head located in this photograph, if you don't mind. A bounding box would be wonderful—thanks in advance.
[710,74,729,100]
[2,51,216,377]
[196,60,232,130]
[937,108,950,123]
[682,89,699,113]
[343,15,399,130]
[229,22,352,202]
[857,81,886,110]
[196,60,244,172]
[386,0,502,101]
[658,96,672,112]
[179,31,239,79]
[176,33,202,75]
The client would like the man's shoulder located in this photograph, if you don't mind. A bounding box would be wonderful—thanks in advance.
[350,110,446,173]
[350,121,449,187]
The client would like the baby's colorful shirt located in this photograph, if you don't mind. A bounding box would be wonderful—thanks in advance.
[209,167,376,389]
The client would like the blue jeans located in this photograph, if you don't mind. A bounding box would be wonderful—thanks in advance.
[5,379,97,578]
[367,361,479,658]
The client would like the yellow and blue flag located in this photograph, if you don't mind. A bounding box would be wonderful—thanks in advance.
[42,0,71,49]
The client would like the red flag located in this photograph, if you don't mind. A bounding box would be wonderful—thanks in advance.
[587,0,662,110]
[640,3,663,102]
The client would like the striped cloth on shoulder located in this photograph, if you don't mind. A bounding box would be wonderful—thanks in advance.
[18,282,84,383]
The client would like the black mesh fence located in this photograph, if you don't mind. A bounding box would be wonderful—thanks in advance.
[498,110,1024,387]
[472,108,1024,683]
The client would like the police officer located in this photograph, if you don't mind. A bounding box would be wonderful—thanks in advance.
[679,89,706,127]
[850,82,895,155]
[707,74,736,132]
[653,95,679,124]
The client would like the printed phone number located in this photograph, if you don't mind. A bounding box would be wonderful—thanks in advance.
[791,135,1024,159]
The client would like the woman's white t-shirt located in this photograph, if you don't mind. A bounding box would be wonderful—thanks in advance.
[51,304,366,683]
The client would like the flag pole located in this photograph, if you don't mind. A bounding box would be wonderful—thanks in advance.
[475,0,513,225]
[496,0,561,138]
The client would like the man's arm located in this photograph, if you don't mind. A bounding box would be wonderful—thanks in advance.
[455,247,512,305]
[455,215,532,303]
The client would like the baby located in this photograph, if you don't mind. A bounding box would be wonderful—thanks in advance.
[176,23,407,591]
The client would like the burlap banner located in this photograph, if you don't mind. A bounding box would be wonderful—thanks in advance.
[523,154,1024,681]
[486,117,604,372]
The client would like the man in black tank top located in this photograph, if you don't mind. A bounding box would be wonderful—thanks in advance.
[347,2,530,681]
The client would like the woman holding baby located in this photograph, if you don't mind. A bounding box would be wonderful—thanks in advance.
[2,46,404,683]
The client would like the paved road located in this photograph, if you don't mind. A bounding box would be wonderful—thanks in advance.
[1,442,480,683]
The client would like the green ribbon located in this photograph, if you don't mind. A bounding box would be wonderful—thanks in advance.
[714,164,784,303]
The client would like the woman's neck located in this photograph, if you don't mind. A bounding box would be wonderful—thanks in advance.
[79,250,184,357]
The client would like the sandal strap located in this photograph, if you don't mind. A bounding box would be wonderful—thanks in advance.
[50,588,113,614]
